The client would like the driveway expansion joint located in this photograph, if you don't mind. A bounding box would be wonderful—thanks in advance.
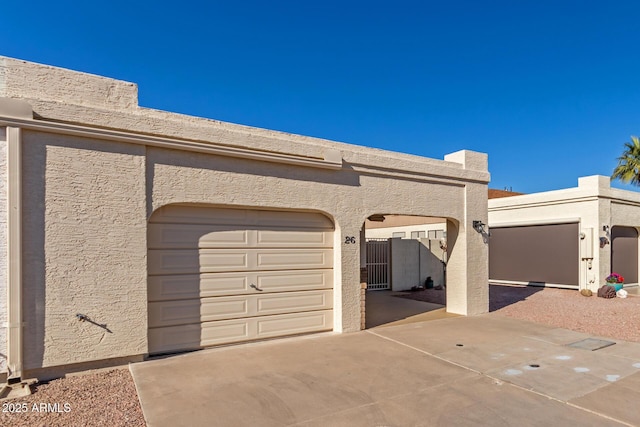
[365,329,632,426]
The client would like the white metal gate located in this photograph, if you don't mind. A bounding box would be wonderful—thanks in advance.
[366,239,390,290]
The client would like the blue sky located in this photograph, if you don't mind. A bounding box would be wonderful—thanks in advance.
[1,1,639,193]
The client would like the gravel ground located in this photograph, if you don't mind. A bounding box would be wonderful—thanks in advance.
[0,367,145,427]
[399,284,640,342]
[4,284,639,426]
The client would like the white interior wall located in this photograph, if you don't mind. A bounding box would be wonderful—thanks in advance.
[420,238,446,287]
[389,238,446,291]
[365,222,446,239]
[390,239,420,291]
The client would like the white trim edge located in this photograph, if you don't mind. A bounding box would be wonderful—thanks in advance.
[0,115,344,171]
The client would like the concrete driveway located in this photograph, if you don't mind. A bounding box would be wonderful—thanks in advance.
[131,314,640,426]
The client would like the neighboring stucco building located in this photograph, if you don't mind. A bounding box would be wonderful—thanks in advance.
[0,57,490,383]
[489,175,640,291]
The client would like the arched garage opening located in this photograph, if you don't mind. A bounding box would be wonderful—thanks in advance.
[147,204,335,355]
[611,226,639,285]
[362,214,453,328]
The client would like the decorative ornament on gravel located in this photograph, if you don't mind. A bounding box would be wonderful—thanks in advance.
[597,285,617,299]
[605,272,625,292]
[580,289,593,297]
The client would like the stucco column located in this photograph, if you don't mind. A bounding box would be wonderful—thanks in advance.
[578,176,612,291]
[444,151,489,315]
[0,98,33,380]
[337,218,364,333]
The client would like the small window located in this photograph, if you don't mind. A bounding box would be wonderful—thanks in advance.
[411,231,426,239]
[392,232,406,238]
[428,229,446,239]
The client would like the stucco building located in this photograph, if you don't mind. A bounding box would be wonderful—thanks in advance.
[489,175,640,291]
[0,56,490,383]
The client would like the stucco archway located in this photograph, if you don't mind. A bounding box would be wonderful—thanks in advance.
[360,214,460,328]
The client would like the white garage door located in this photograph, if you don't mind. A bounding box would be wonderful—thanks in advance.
[148,205,334,354]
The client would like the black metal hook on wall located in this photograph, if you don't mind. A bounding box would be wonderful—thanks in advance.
[76,313,112,333]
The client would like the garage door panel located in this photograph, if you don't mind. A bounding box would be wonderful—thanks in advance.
[147,251,203,275]
[149,320,251,354]
[149,290,333,327]
[148,250,249,275]
[257,311,333,338]
[149,224,332,249]
[149,298,250,327]
[256,250,332,270]
[256,270,333,292]
[149,310,332,354]
[255,290,332,315]
[148,273,249,301]
[148,270,333,301]
[149,249,332,275]
[150,205,254,226]
[148,224,251,249]
[253,210,333,230]
[256,230,332,247]
[151,205,333,230]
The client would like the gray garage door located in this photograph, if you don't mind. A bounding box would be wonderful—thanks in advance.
[147,205,334,354]
[489,223,579,287]
[611,226,639,284]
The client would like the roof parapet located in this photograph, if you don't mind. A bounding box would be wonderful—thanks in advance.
[0,56,138,110]
[444,150,488,172]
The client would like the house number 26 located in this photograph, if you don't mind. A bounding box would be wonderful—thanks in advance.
[344,236,356,244]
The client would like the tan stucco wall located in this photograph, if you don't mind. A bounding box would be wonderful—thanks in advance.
[0,56,490,373]
[21,131,147,370]
[365,215,446,229]
[447,180,489,315]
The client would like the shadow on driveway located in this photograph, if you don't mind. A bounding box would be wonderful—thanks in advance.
[394,284,545,312]
[489,284,544,312]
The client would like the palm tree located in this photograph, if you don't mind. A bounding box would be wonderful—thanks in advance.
[612,136,640,186]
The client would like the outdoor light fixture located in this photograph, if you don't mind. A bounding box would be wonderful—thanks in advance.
[367,214,386,222]
[472,220,488,234]
[603,225,610,232]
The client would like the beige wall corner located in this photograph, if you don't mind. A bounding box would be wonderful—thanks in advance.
[578,175,611,191]
[0,98,33,119]
[0,56,138,110]
[444,150,489,172]
[323,149,342,165]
